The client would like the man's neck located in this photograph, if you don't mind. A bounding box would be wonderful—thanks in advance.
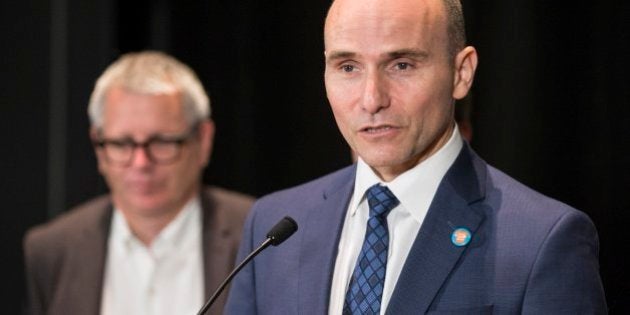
[118,199,193,246]
[125,212,180,246]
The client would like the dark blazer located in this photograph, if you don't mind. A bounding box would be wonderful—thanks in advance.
[225,145,607,314]
[24,186,253,315]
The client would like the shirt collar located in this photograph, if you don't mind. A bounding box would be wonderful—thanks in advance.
[350,126,464,222]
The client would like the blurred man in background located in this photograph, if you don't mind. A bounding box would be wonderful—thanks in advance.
[24,51,253,315]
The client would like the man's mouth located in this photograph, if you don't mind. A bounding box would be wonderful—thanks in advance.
[362,125,396,133]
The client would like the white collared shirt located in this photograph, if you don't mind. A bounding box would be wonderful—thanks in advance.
[101,198,204,315]
[329,127,463,315]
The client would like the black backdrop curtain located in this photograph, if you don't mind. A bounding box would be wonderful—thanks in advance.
[2,0,629,313]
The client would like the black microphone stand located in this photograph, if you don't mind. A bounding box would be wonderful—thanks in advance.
[196,216,297,315]
[196,238,272,315]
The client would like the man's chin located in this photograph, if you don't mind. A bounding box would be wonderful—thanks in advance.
[359,151,424,178]
[119,196,174,217]
[358,151,407,168]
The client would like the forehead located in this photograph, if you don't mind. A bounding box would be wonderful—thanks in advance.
[101,86,187,134]
[324,0,448,53]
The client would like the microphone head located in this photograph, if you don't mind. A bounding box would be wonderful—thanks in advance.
[266,216,298,246]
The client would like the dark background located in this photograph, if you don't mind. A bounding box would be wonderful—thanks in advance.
[2,0,629,312]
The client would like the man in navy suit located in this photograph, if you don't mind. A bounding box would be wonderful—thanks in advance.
[225,0,607,313]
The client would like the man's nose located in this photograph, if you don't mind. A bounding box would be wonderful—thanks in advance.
[129,145,153,167]
[361,70,390,114]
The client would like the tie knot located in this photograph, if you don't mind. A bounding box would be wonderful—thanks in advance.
[366,184,399,218]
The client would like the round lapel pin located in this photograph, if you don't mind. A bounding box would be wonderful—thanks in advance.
[451,227,472,247]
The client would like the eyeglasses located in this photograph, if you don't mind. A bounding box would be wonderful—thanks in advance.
[94,128,198,166]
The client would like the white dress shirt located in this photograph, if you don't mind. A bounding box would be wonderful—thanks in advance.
[101,197,204,315]
[329,127,463,315]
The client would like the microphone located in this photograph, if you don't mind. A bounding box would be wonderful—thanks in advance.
[196,216,298,315]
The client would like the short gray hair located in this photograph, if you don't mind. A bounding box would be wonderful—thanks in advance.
[444,0,467,57]
[88,51,210,128]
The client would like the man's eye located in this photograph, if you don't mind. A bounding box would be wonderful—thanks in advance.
[151,138,172,145]
[395,62,411,70]
[341,65,355,72]
[109,140,133,149]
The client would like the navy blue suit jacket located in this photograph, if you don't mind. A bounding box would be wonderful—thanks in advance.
[225,145,606,314]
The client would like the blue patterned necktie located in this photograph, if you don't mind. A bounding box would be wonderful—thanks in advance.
[343,184,400,315]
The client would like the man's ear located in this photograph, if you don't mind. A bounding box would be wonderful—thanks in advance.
[197,119,215,167]
[452,46,478,100]
[89,127,99,142]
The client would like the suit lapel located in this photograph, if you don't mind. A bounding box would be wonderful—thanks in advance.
[387,145,487,314]
[200,190,223,301]
[297,166,356,314]
[199,188,239,311]
[70,204,111,314]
